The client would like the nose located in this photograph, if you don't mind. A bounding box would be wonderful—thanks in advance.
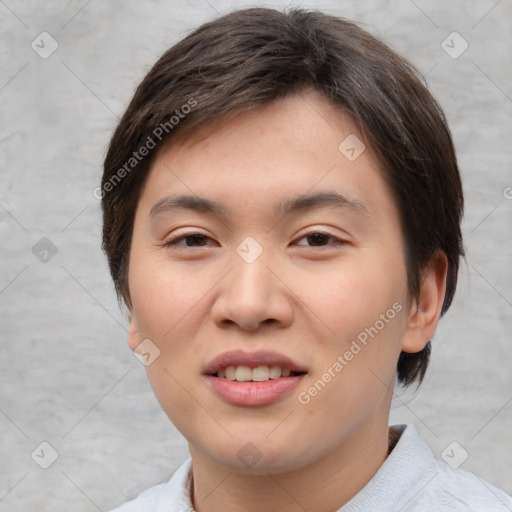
[210,247,294,332]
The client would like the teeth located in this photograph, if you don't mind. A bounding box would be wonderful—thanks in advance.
[269,365,282,379]
[252,365,269,381]
[216,365,295,381]
[235,365,252,382]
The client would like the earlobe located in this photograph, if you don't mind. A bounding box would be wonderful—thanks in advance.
[401,252,448,353]
[127,314,141,351]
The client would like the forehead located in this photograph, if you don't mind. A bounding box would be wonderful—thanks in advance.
[137,90,396,223]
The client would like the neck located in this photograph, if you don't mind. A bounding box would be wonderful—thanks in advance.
[189,418,391,512]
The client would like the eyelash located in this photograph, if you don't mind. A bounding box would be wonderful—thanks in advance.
[163,231,345,250]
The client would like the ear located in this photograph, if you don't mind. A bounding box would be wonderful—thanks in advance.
[401,251,448,353]
[127,313,142,351]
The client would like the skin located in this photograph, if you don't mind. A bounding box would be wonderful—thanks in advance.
[127,88,448,512]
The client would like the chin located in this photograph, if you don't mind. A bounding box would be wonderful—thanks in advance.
[197,435,315,476]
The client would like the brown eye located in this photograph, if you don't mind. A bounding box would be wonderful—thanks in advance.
[295,231,344,248]
[306,233,330,246]
[164,233,213,248]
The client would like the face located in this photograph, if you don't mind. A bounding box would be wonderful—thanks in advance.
[127,89,417,475]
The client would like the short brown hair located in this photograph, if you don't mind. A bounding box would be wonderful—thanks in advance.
[101,7,464,386]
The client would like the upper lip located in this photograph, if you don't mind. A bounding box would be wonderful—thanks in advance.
[203,349,308,375]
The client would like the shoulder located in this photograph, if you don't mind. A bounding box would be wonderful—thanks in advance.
[342,424,512,512]
[107,458,193,512]
[393,425,512,511]
[415,460,512,511]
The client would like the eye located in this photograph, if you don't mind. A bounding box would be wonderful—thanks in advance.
[164,233,216,248]
[295,231,345,248]
[163,231,345,250]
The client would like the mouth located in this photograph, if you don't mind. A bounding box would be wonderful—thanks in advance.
[203,350,307,406]
[203,349,308,380]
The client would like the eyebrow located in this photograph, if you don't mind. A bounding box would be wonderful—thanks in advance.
[149,191,370,220]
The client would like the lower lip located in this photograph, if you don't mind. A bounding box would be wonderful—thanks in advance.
[205,375,305,407]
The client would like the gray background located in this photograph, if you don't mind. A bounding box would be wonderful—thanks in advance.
[1,0,511,510]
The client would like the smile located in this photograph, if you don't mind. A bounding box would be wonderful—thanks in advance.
[203,350,308,406]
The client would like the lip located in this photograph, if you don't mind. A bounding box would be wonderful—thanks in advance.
[205,374,305,407]
[203,349,308,407]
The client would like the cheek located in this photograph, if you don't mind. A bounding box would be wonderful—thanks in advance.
[129,255,208,339]
[128,253,214,399]
[144,360,200,438]
[129,260,208,431]
[295,251,408,403]
[302,252,406,341]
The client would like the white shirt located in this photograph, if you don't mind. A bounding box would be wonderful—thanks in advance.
[109,424,512,511]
